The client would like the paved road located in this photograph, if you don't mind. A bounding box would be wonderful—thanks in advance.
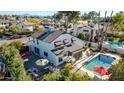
[0,37,32,46]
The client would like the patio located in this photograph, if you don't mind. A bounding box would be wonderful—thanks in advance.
[23,53,49,75]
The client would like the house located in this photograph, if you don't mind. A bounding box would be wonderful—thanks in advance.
[41,22,56,31]
[74,24,103,41]
[27,31,85,66]
[18,21,35,31]
[0,20,10,27]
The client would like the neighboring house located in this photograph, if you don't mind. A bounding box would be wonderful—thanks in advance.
[28,31,85,66]
[44,25,56,31]
[75,24,103,41]
[0,20,10,27]
[41,22,56,31]
[18,21,35,31]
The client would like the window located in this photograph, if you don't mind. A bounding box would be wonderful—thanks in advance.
[59,57,63,62]
[37,40,39,45]
[83,30,89,32]
[34,47,37,53]
[44,52,48,57]
[33,39,35,43]
[34,47,40,55]
[37,48,40,55]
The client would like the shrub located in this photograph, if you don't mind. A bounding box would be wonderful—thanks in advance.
[42,63,92,81]
[78,33,84,40]
[9,40,26,53]
[109,59,124,81]
[120,53,124,58]
[18,29,33,35]
[111,49,116,53]
[100,48,108,53]
[83,46,88,51]
[108,37,115,41]
[90,47,97,52]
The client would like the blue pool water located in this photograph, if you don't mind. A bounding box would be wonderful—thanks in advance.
[108,41,123,48]
[84,54,115,75]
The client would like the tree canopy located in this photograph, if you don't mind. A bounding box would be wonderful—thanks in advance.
[78,33,84,40]
[55,11,81,31]
[112,12,124,31]
[8,25,21,34]
[9,40,26,53]
[0,44,31,81]
[42,63,92,81]
[108,59,124,81]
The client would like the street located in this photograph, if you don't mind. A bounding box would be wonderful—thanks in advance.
[0,37,32,46]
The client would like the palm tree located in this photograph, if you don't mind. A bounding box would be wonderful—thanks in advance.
[98,11,113,50]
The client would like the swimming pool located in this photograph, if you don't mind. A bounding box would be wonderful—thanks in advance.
[84,54,115,76]
[108,41,123,48]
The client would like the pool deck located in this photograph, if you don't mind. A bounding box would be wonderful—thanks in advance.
[73,52,121,81]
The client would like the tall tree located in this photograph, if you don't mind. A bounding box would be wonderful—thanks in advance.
[109,59,124,81]
[88,11,98,22]
[112,12,124,32]
[55,11,80,32]
[0,45,31,81]
[8,25,21,34]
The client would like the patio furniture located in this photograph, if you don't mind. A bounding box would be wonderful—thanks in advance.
[24,58,29,62]
[35,59,49,66]
[93,66,109,75]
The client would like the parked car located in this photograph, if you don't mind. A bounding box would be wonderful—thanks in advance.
[21,52,32,57]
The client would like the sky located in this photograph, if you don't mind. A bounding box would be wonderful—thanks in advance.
[0,11,118,17]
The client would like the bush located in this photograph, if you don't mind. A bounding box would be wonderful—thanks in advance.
[9,40,26,53]
[78,33,84,40]
[18,29,33,35]
[120,53,124,58]
[83,46,88,51]
[0,35,3,39]
[111,49,116,53]
[108,37,115,41]
[109,59,124,81]
[42,63,92,81]
[90,47,97,52]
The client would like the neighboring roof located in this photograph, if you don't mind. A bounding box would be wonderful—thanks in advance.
[0,20,10,24]
[23,21,35,26]
[36,31,65,43]
[32,31,45,38]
